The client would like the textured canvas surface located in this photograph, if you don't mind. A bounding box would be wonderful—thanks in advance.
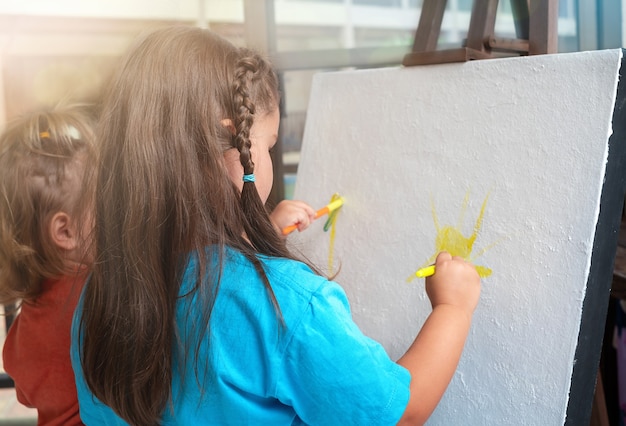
[290,49,623,425]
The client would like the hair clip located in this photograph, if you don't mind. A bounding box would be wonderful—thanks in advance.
[243,174,256,183]
[39,131,50,139]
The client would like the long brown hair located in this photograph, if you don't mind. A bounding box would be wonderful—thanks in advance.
[0,103,96,304]
[79,25,303,425]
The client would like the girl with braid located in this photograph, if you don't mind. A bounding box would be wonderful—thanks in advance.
[71,25,481,426]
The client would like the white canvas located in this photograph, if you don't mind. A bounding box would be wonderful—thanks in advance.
[289,49,623,425]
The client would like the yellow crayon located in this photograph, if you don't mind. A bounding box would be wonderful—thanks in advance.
[414,264,436,278]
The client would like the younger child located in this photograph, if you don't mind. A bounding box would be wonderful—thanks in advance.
[0,104,96,425]
[72,25,480,426]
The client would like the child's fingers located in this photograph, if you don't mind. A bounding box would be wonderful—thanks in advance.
[426,251,481,313]
[435,251,452,264]
[289,200,316,219]
[279,200,315,231]
[295,209,314,231]
[272,200,318,234]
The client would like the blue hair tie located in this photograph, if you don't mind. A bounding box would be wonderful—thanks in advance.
[243,174,256,183]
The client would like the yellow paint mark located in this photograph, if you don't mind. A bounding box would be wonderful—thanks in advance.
[327,215,338,275]
[408,191,497,282]
[324,193,343,275]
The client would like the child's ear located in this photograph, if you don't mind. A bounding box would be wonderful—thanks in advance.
[49,212,78,251]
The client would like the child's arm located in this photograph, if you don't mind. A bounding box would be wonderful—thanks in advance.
[396,251,481,426]
[270,200,316,236]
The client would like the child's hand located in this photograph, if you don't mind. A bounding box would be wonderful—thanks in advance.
[397,252,481,424]
[270,200,316,235]
[425,251,481,318]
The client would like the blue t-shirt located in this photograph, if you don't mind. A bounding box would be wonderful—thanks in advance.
[71,248,411,425]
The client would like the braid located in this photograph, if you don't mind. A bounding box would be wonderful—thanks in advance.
[231,52,287,258]
[230,51,292,323]
[233,56,257,175]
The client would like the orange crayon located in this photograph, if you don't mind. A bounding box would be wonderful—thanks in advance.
[282,197,344,235]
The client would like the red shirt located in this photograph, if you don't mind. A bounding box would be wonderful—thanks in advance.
[2,273,86,426]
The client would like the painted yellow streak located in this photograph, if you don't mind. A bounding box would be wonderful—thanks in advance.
[423,192,493,278]
[327,218,337,275]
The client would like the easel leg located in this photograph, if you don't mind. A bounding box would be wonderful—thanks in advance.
[510,0,530,40]
[590,370,609,426]
[465,0,499,53]
[412,0,448,53]
[528,0,559,54]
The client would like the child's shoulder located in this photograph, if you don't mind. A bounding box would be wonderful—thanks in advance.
[225,247,335,300]
[185,247,329,292]
[182,246,349,332]
[260,254,327,291]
